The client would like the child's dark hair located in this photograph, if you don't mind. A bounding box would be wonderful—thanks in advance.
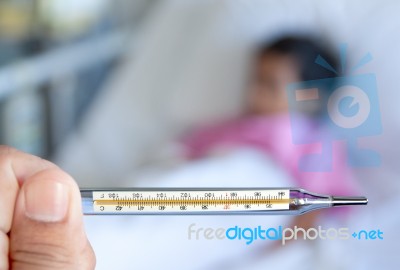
[257,36,338,117]
[257,36,338,82]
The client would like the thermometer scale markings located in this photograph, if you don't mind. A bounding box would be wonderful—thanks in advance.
[92,190,290,213]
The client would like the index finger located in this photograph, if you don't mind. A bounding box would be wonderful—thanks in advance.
[0,146,57,234]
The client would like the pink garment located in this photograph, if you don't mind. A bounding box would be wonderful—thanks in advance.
[181,113,358,196]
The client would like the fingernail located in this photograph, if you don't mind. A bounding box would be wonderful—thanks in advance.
[24,179,69,222]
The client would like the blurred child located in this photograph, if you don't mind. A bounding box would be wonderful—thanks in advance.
[181,36,359,231]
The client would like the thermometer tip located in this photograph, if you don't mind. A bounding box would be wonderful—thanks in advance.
[331,196,368,207]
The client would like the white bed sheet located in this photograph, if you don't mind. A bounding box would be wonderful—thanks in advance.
[84,149,298,270]
[84,148,398,270]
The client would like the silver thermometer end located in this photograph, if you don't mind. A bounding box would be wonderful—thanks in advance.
[331,196,368,207]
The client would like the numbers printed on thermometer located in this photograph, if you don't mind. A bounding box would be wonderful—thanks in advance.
[92,190,290,213]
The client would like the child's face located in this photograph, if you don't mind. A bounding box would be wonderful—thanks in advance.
[247,53,300,115]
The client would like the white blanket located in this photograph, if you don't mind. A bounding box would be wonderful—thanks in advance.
[84,149,300,270]
[83,149,398,270]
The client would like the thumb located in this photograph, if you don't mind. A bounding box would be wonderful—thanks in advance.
[9,168,95,270]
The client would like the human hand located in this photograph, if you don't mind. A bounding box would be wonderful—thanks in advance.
[0,146,95,269]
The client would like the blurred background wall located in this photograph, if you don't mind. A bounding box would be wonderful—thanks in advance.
[0,0,155,158]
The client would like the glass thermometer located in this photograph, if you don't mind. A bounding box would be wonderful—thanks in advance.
[80,188,367,215]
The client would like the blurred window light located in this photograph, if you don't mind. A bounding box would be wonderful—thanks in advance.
[37,0,110,40]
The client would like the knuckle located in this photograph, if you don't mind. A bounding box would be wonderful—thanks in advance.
[0,232,9,270]
[11,241,95,270]
[0,145,16,153]
[0,145,17,158]
[0,144,56,171]
[0,145,15,164]
[11,243,72,269]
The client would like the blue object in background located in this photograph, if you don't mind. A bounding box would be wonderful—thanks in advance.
[286,48,382,172]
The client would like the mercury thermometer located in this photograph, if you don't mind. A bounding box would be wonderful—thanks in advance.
[80,188,367,215]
